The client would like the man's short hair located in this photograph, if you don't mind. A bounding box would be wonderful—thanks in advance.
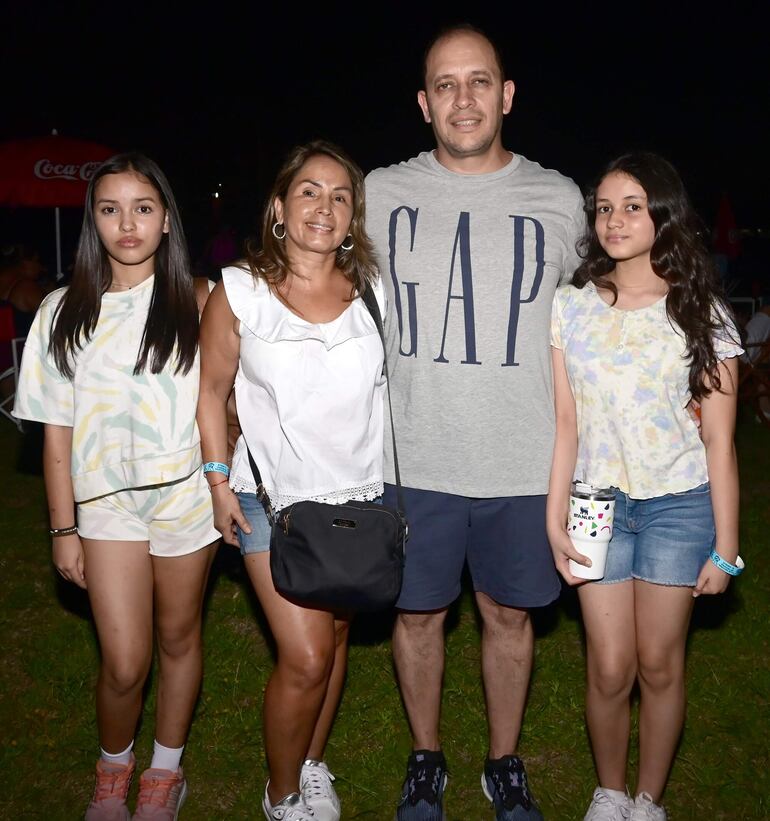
[421,23,506,87]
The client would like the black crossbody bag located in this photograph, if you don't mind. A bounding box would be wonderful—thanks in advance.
[246,285,407,612]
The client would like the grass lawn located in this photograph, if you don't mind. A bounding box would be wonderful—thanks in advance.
[0,415,768,820]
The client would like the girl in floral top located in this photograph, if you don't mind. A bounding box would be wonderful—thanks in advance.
[547,153,743,821]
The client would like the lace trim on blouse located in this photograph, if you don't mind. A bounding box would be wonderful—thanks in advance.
[229,476,384,512]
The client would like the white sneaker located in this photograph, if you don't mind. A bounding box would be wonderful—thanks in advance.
[630,792,667,821]
[262,785,316,821]
[584,786,632,820]
[300,759,340,821]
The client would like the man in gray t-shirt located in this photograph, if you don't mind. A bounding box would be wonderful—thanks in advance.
[365,25,583,821]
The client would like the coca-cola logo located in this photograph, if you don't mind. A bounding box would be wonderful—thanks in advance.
[33,159,102,182]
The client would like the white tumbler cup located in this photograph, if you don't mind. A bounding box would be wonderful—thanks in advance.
[568,482,616,580]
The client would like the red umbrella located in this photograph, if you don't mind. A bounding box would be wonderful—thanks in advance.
[0,133,114,276]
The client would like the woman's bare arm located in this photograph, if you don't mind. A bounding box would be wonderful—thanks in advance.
[197,281,251,545]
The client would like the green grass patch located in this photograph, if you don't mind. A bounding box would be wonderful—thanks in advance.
[1,413,768,819]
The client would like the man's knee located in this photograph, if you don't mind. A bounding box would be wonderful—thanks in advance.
[476,593,530,633]
[396,609,448,639]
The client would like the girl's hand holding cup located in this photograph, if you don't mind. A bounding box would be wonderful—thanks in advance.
[547,512,593,586]
[566,482,616,581]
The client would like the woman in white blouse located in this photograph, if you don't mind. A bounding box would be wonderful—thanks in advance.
[197,141,385,821]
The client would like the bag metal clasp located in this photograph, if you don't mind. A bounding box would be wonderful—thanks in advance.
[256,484,275,526]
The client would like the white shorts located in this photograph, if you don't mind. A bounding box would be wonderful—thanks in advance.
[77,469,220,557]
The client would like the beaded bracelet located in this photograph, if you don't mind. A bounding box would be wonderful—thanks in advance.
[49,525,78,537]
[709,549,745,576]
[203,461,230,476]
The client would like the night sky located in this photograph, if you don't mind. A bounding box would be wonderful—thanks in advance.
[3,3,769,268]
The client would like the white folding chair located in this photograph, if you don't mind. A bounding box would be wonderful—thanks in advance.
[0,336,25,431]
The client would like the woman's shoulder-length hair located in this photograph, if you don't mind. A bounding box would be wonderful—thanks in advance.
[242,140,378,299]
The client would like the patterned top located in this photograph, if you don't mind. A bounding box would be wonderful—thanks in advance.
[13,276,203,502]
[551,283,743,499]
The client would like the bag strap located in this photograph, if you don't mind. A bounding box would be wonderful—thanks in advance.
[246,281,405,518]
[360,283,405,515]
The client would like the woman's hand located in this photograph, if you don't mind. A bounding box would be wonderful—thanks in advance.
[547,519,591,586]
[52,533,86,589]
[211,484,252,547]
[693,557,732,597]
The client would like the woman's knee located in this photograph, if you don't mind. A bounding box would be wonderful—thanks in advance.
[588,654,637,700]
[276,641,335,691]
[156,619,201,661]
[637,646,685,692]
[100,653,151,696]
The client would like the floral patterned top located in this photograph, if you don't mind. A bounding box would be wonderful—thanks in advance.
[550,283,743,499]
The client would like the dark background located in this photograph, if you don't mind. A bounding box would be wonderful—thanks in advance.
[3,2,768,278]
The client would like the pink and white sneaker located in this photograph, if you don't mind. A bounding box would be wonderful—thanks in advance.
[132,767,188,820]
[85,755,135,820]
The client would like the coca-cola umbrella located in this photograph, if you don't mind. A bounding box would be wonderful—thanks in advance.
[0,133,114,278]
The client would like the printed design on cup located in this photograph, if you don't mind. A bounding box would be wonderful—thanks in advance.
[569,498,613,538]
[568,483,616,580]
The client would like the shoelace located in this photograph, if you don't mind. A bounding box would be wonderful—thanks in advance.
[137,774,179,807]
[302,766,335,799]
[272,803,315,820]
[269,792,315,820]
[590,790,629,820]
[406,761,444,805]
[632,792,664,820]
[489,760,531,811]
[93,767,132,801]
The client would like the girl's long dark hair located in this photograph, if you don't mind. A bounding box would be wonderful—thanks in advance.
[573,152,736,400]
[243,140,378,297]
[49,152,198,378]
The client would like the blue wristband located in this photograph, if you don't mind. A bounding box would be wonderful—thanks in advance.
[709,549,745,576]
[203,461,230,476]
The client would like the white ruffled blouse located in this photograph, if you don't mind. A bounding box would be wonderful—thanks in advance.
[223,265,386,511]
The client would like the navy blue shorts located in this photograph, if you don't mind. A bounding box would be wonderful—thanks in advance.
[384,484,561,611]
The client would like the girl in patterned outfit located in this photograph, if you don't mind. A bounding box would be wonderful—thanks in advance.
[547,153,743,821]
[14,153,219,820]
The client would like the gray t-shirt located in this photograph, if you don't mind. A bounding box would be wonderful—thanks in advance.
[366,150,584,497]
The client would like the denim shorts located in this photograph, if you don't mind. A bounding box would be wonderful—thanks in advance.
[599,483,715,587]
[235,492,272,555]
[384,484,561,610]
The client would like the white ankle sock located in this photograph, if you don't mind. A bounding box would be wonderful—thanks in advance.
[100,740,134,766]
[151,739,184,772]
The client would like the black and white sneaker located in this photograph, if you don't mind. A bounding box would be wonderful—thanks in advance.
[395,749,448,820]
[481,755,543,820]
